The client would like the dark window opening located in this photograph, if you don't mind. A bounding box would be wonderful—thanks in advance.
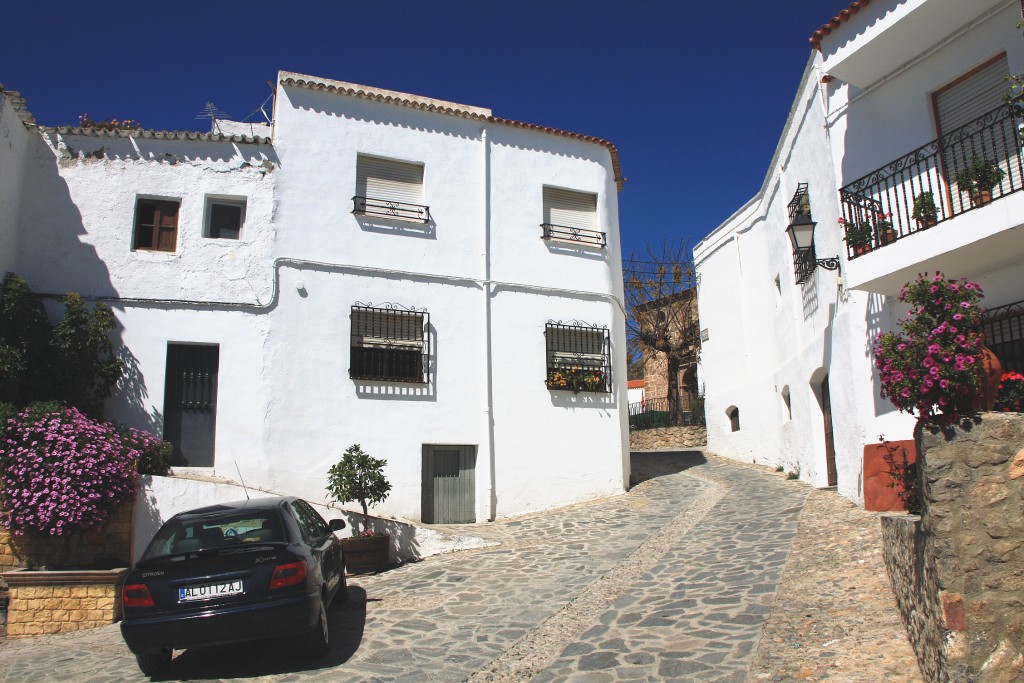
[207,200,244,239]
[727,406,740,432]
[349,305,428,383]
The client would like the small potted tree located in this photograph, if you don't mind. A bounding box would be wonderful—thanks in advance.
[955,156,1005,207]
[839,217,873,256]
[327,444,392,573]
[912,191,938,229]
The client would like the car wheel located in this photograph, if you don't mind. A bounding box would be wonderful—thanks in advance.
[136,648,172,676]
[306,600,330,658]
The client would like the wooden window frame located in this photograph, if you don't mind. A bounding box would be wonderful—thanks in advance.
[134,198,180,252]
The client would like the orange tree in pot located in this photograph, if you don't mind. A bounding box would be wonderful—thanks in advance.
[326,444,392,573]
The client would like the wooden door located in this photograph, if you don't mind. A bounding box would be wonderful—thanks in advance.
[164,344,219,467]
[422,446,476,524]
[821,375,837,487]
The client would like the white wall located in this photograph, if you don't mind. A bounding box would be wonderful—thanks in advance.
[7,76,628,524]
[695,58,917,503]
[0,93,33,276]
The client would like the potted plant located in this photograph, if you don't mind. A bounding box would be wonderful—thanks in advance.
[875,212,897,245]
[839,217,873,256]
[912,192,938,229]
[326,444,393,573]
[994,371,1024,412]
[955,156,1005,207]
[873,273,992,435]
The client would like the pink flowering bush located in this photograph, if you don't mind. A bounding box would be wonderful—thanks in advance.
[0,406,139,536]
[120,426,173,476]
[874,273,985,431]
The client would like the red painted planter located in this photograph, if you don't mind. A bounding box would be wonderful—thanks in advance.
[863,440,917,512]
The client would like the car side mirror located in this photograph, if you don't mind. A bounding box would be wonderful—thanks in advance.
[328,519,346,531]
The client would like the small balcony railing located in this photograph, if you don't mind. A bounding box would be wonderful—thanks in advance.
[541,223,606,248]
[352,196,430,223]
[840,103,1024,259]
[628,397,705,430]
[982,298,1024,374]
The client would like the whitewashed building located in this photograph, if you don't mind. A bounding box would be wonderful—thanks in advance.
[0,72,629,524]
[694,0,1024,505]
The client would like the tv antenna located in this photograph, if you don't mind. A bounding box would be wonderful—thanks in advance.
[196,101,229,134]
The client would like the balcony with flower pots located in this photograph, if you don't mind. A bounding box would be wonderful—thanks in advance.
[839,103,1024,295]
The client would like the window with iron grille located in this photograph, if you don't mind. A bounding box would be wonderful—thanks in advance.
[134,198,179,252]
[545,322,611,393]
[350,304,428,383]
[982,299,1024,374]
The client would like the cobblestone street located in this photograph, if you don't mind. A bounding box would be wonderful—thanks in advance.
[0,451,921,682]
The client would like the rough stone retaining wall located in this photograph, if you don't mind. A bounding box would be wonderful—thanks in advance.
[629,425,706,451]
[882,514,943,682]
[883,413,1024,683]
[3,569,126,638]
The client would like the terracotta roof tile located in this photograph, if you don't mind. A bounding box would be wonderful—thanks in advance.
[279,72,626,191]
[810,0,873,50]
[628,379,645,389]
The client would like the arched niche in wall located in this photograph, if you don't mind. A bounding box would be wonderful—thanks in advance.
[781,385,792,421]
[725,405,740,432]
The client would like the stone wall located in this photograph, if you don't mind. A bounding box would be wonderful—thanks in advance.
[3,569,126,637]
[883,413,1024,683]
[882,514,943,682]
[0,502,133,574]
[629,425,706,451]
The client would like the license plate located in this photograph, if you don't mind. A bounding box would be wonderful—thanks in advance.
[178,579,244,602]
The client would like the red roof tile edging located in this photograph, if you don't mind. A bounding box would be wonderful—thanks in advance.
[810,0,873,50]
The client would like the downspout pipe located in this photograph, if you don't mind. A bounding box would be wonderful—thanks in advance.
[481,126,497,522]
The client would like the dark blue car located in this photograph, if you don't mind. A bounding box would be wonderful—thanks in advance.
[120,496,346,676]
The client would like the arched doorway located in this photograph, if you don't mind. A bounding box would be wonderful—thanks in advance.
[820,374,837,486]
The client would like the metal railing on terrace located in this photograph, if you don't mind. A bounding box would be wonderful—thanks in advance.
[982,298,1024,375]
[628,397,705,431]
[840,103,1024,259]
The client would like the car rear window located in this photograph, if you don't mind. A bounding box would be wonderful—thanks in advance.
[142,510,285,560]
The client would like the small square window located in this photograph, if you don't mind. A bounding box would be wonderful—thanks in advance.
[134,198,180,252]
[205,199,245,240]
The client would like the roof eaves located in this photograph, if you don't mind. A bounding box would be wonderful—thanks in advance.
[280,72,626,191]
[41,126,272,145]
[809,0,873,50]
[0,84,37,126]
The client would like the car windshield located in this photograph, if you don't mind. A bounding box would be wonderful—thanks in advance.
[142,510,285,560]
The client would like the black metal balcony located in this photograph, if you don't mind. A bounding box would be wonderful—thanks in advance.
[352,196,430,223]
[840,103,1024,259]
[541,223,606,248]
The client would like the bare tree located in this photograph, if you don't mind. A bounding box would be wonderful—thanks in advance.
[623,240,701,414]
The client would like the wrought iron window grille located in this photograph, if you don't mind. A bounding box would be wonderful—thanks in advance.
[540,223,607,248]
[785,183,838,284]
[840,103,1024,258]
[982,298,1024,374]
[352,196,431,224]
[544,321,611,393]
[350,303,429,383]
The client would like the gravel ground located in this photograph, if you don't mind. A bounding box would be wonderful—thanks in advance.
[745,484,924,683]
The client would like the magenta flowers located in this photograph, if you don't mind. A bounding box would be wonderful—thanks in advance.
[874,273,985,430]
[0,406,140,536]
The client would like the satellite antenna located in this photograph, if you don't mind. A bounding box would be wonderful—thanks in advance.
[196,101,229,134]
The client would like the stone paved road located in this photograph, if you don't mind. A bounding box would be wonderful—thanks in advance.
[0,452,874,682]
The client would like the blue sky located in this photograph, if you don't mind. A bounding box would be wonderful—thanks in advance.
[3,1,842,261]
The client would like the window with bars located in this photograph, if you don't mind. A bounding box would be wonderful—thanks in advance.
[134,198,180,252]
[353,155,429,223]
[349,305,428,383]
[982,299,1024,374]
[545,322,611,393]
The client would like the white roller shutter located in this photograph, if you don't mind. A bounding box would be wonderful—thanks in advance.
[356,155,424,205]
[543,187,598,229]
[935,55,1009,135]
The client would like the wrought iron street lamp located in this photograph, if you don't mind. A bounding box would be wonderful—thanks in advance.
[786,184,839,284]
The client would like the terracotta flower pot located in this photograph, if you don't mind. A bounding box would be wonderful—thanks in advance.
[341,534,391,574]
[879,229,897,246]
[970,189,993,207]
[915,217,936,230]
[853,243,872,257]
[973,346,1003,412]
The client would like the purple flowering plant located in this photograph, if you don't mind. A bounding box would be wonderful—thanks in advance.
[874,273,985,430]
[0,406,139,536]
